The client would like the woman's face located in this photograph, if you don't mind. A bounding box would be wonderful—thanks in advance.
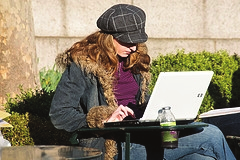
[113,38,137,58]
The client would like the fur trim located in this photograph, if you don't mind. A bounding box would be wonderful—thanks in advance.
[87,106,115,128]
[76,56,118,160]
[87,106,118,160]
[55,51,71,71]
[139,71,151,104]
[77,56,118,109]
[105,139,118,160]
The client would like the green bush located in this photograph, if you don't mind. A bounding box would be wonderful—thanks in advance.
[2,66,67,146]
[2,112,34,146]
[39,65,62,92]
[150,50,240,114]
[2,87,71,146]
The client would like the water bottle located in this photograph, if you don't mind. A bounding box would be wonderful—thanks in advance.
[156,109,163,121]
[159,106,178,148]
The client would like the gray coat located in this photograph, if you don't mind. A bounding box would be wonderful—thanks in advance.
[49,56,150,159]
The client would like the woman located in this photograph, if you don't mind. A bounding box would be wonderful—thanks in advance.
[49,4,235,160]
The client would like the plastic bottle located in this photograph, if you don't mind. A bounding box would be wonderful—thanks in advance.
[159,106,178,148]
[156,109,163,121]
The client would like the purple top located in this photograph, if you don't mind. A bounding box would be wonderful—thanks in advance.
[114,62,139,106]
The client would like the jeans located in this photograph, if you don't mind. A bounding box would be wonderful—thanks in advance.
[116,122,236,160]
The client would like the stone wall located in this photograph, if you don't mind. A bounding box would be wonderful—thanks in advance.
[31,0,240,71]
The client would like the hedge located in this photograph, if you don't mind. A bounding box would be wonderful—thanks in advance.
[150,50,240,114]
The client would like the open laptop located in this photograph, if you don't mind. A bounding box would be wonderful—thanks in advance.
[104,70,214,127]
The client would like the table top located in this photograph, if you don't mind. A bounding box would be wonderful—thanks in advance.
[78,123,208,133]
[0,145,102,160]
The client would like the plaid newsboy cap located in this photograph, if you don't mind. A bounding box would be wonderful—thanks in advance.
[97,4,148,44]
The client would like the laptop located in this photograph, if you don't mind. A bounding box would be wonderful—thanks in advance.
[104,71,214,127]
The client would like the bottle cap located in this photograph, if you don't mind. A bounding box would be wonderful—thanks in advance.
[163,106,171,110]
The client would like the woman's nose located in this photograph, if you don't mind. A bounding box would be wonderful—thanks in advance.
[129,45,137,52]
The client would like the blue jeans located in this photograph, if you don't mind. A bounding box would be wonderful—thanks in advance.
[117,122,236,160]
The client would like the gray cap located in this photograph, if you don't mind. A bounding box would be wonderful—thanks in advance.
[97,4,148,43]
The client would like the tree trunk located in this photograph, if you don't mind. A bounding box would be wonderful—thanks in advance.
[0,0,40,109]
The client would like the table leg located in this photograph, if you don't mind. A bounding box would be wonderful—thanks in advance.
[125,132,130,160]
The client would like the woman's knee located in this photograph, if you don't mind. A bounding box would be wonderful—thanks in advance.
[202,123,225,138]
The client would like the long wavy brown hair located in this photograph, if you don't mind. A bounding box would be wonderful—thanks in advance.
[66,31,150,75]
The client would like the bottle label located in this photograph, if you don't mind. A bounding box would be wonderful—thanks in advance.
[160,122,176,126]
[160,122,177,142]
[161,130,178,142]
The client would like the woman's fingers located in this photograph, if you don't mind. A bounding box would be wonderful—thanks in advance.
[107,105,136,122]
[121,105,136,118]
[118,105,136,119]
[125,107,136,118]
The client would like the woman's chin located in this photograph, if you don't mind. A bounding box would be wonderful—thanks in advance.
[118,54,129,58]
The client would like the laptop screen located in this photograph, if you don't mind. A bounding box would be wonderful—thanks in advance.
[140,71,213,122]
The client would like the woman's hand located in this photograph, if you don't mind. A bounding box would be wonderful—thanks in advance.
[106,105,136,122]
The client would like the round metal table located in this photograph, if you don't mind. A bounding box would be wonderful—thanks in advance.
[78,123,208,160]
[0,145,102,160]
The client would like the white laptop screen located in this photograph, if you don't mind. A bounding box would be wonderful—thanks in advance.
[140,71,214,121]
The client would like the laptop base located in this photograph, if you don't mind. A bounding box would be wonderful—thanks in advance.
[104,119,194,127]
